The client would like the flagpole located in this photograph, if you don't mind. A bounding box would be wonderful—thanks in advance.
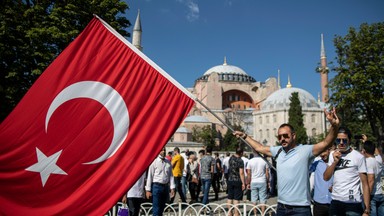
[195,98,276,171]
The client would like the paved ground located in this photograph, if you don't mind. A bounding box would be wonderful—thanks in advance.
[174,187,278,206]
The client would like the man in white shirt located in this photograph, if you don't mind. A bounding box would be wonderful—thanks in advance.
[122,171,146,216]
[363,140,384,215]
[246,154,269,214]
[324,127,370,215]
[145,147,175,216]
[241,154,250,201]
[181,150,189,200]
[222,152,231,192]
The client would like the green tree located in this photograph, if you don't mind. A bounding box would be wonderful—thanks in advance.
[288,92,308,144]
[222,124,243,151]
[0,0,131,121]
[192,125,217,149]
[329,22,384,145]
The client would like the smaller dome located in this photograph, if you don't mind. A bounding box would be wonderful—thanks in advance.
[175,127,191,133]
[184,115,211,123]
[262,87,320,110]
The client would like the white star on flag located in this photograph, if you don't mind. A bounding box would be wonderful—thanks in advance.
[26,147,67,187]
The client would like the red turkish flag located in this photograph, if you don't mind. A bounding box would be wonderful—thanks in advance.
[0,16,195,215]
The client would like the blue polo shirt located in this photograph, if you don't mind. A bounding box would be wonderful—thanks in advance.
[271,144,315,206]
[311,159,333,204]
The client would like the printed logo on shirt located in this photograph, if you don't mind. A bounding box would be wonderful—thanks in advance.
[335,158,353,170]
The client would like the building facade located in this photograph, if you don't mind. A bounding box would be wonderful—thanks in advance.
[132,12,329,149]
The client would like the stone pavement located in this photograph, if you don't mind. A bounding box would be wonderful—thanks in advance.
[173,187,278,206]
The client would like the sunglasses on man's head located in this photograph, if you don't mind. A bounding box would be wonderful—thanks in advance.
[335,138,348,144]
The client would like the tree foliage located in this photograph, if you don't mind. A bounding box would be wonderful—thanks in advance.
[192,125,217,149]
[288,92,308,144]
[329,22,384,145]
[0,0,131,121]
[222,124,243,151]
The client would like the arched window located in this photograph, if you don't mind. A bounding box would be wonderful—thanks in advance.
[273,114,277,123]
[266,129,270,138]
[312,128,317,136]
[259,129,263,139]
[266,115,270,124]
[311,114,316,123]
[259,116,262,124]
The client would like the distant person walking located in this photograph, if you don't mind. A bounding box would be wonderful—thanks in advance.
[145,147,175,216]
[227,147,245,216]
[171,147,186,203]
[246,153,269,215]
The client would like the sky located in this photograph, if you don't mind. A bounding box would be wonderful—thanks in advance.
[123,0,384,99]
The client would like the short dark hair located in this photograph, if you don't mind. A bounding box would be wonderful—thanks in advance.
[236,147,244,155]
[174,147,180,153]
[199,149,205,155]
[338,127,352,140]
[226,152,230,156]
[363,141,375,155]
[206,146,212,153]
[279,123,295,133]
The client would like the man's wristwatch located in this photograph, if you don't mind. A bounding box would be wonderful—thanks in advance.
[364,209,370,214]
[242,133,247,139]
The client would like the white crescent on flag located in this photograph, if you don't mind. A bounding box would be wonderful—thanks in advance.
[45,81,129,164]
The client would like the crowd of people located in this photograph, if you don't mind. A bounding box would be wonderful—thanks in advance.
[121,108,383,216]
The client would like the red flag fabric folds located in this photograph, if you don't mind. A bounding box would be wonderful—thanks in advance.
[0,16,195,215]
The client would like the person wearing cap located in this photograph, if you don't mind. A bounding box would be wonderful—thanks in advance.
[233,107,340,216]
[323,127,370,216]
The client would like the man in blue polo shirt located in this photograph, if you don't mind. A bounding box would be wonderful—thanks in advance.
[233,107,340,216]
[309,147,333,216]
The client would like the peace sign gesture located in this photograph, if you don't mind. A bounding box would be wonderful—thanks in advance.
[324,107,340,127]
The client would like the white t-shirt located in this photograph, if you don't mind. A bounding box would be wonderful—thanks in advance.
[242,157,249,177]
[182,153,188,177]
[246,156,269,183]
[328,149,367,203]
[366,156,383,195]
[127,171,146,198]
[223,156,230,174]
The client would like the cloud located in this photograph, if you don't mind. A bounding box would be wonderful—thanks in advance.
[186,1,199,22]
[176,0,200,22]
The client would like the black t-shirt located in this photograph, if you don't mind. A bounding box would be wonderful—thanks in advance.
[214,158,222,174]
[228,156,244,182]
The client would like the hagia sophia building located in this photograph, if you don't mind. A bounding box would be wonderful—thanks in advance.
[131,11,330,152]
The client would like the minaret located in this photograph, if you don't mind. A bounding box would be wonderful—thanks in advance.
[132,10,143,51]
[319,34,329,102]
[223,56,227,65]
[278,69,281,89]
[286,75,292,88]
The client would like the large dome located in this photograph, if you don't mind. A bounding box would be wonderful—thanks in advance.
[204,64,248,76]
[262,87,320,110]
[197,57,256,83]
